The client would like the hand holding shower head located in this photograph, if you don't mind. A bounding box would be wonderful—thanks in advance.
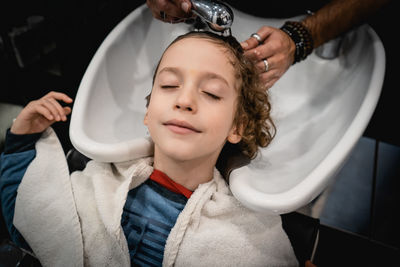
[190,0,233,36]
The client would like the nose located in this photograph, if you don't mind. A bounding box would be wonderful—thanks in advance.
[174,86,197,113]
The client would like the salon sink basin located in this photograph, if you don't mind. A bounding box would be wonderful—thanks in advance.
[70,4,385,214]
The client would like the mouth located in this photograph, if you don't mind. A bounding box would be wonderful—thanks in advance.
[163,119,202,134]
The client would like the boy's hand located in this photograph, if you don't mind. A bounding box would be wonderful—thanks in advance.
[10,91,73,135]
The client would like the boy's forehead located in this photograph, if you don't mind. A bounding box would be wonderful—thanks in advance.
[160,37,239,80]
[165,37,231,59]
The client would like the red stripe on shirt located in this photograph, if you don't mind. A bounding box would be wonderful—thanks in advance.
[149,169,193,199]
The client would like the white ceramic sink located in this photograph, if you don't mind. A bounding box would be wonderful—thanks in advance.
[70,4,385,214]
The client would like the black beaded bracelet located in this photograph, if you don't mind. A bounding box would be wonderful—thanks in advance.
[280,21,314,64]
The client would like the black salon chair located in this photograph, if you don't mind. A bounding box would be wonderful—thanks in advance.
[281,211,319,266]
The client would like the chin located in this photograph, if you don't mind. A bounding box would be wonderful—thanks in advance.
[167,150,198,162]
[156,139,222,164]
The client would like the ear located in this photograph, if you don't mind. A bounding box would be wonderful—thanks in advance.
[227,125,242,144]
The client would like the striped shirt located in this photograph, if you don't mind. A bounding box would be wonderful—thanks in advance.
[121,170,192,266]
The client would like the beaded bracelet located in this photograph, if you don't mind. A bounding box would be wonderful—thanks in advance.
[280,21,314,64]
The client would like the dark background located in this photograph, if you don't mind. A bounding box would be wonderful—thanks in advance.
[0,0,144,152]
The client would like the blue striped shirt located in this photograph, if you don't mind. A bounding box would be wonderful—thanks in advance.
[122,179,188,266]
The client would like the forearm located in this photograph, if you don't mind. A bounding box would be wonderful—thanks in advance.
[302,0,390,47]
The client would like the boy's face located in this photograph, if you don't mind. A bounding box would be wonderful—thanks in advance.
[144,37,241,164]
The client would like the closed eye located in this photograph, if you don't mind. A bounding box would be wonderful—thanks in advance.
[161,85,179,89]
[204,91,221,100]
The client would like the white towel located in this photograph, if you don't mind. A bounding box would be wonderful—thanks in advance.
[14,127,298,266]
[14,127,84,267]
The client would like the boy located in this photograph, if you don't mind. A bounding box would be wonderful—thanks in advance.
[0,31,298,266]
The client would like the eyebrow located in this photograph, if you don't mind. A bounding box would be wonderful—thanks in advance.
[158,67,230,88]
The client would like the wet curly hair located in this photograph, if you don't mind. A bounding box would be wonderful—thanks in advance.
[147,31,275,159]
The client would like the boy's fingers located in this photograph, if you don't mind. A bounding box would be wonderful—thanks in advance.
[42,99,62,121]
[44,91,73,103]
[63,106,72,114]
[62,106,72,121]
[41,91,73,120]
[35,104,55,121]
[47,98,66,120]
[35,102,71,122]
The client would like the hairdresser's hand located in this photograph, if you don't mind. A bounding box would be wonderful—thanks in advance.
[10,91,73,135]
[241,26,295,89]
[146,0,193,23]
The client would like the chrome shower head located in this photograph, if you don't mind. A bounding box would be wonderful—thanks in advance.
[190,0,233,36]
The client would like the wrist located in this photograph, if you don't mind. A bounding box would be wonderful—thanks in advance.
[10,119,27,135]
[10,118,36,135]
[287,37,296,65]
[280,21,314,64]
